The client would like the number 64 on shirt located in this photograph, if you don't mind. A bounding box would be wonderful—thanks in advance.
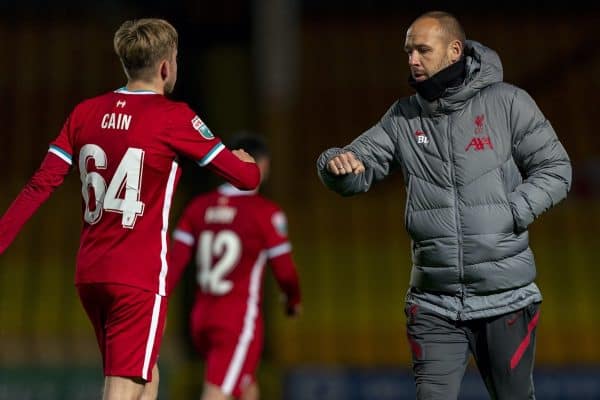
[79,144,145,228]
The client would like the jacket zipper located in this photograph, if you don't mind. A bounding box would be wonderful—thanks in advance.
[447,115,465,319]
[404,175,412,229]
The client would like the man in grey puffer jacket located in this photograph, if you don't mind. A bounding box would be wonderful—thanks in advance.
[316,11,571,400]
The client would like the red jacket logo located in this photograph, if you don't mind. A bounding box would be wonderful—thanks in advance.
[465,136,494,151]
[474,114,485,134]
[466,114,493,151]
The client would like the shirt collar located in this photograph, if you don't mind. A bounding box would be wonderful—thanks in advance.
[217,183,258,197]
[114,87,159,95]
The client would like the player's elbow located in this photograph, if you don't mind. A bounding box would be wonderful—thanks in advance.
[235,163,261,190]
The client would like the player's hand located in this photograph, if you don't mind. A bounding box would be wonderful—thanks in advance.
[232,149,256,163]
[327,152,365,176]
[285,302,302,318]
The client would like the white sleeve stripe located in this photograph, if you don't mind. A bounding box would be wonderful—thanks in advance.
[266,242,291,259]
[48,146,72,165]
[173,229,195,246]
[158,161,179,296]
[198,142,225,167]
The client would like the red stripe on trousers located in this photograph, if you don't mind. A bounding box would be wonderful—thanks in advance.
[510,310,540,370]
[406,333,422,359]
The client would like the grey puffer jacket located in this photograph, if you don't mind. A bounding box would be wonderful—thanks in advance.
[317,41,572,320]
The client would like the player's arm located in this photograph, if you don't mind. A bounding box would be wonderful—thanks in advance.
[204,147,260,190]
[167,211,197,295]
[269,249,302,317]
[0,149,71,254]
[167,106,260,190]
[261,209,301,316]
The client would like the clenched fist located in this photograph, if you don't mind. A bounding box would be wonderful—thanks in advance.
[327,151,365,176]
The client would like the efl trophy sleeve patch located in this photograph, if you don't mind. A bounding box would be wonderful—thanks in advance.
[271,211,288,237]
[191,115,215,139]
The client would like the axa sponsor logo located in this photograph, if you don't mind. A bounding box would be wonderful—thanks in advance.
[465,136,494,151]
[415,130,429,144]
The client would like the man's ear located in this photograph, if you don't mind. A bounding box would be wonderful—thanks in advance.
[449,39,463,63]
[159,60,169,81]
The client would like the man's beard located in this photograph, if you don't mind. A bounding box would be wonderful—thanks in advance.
[408,56,466,102]
[431,55,453,78]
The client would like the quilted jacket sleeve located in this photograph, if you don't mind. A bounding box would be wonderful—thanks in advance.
[508,88,572,232]
[316,103,400,196]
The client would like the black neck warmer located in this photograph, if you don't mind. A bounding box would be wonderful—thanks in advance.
[409,57,466,102]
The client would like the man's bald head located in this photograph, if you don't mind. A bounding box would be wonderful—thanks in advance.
[411,11,466,47]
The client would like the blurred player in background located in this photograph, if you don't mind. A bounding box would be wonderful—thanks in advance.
[170,133,302,400]
[0,18,259,400]
[317,11,571,400]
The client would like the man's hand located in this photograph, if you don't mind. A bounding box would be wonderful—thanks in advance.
[232,149,256,163]
[327,152,365,176]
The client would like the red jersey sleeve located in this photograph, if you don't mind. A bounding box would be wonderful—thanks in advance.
[206,151,260,190]
[166,104,259,190]
[49,111,76,164]
[0,112,75,254]
[259,206,301,309]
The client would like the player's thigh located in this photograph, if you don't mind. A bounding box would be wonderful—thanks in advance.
[104,286,167,381]
[405,303,470,400]
[80,283,167,382]
[240,381,259,400]
[190,306,211,356]
[77,283,111,361]
[139,364,160,400]
[478,302,540,400]
[201,382,230,400]
[103,376,145,400]
[204,325,264,399]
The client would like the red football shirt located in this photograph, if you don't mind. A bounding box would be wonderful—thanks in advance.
[0,88,259,295]
[170,183,301,328]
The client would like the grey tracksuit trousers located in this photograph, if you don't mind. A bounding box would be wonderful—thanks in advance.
[405,302,540,400]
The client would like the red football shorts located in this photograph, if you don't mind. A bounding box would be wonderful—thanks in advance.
[190,306,264,397]
[77,283,167,381]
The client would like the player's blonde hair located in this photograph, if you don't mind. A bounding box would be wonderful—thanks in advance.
[114,18,178,81]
